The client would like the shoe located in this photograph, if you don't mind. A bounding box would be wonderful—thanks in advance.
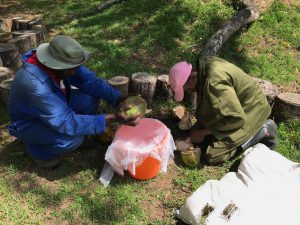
[241,119,277,151]
[32,157,60,169]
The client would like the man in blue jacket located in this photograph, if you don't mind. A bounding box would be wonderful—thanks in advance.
[8,35,136,168]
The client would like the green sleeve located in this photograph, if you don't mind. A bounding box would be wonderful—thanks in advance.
[207,80,246,139]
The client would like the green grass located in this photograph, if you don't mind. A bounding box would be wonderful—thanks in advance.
[0,0,300,224]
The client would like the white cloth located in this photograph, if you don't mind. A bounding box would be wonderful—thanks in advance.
[177,144,300,225]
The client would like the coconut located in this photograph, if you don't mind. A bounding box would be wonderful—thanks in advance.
[121,96,147,117]
[180,148,201,167]
[178,113,193,130]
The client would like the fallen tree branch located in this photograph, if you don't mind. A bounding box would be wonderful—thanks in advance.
[80,0,127,17]
[201,6,259,57]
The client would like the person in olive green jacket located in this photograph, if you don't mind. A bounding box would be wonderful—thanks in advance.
[169,56,277,165]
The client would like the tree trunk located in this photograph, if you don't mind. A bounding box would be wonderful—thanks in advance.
[31,25,46,43]
[0,78,13,106]
[0,43,21,69]
[108,76,130,98]
[81,0,126,17]
[0,18,13,32]
[8,34,32,54]
[201,6,259,57]
[252,77,278,106]
[155,74,173,100]
[12,30,42,47]
[0,67,15,82]
[272,92,300,123]
[131,72,157,106]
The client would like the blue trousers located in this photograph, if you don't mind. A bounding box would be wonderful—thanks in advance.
[23,90,99,160]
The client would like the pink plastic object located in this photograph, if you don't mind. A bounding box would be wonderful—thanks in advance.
[105,118,176,180]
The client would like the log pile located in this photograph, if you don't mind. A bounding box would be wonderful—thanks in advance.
[0,16,46,106]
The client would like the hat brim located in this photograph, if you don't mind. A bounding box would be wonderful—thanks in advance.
[36,43,91,70]
[174,86,184,102]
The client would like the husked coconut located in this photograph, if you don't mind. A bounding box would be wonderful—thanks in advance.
[121,96,147,117]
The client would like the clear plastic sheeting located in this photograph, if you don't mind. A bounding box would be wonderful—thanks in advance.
[100,118,176,186]
[176,144,300,225]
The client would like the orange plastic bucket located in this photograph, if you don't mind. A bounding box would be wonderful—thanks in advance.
[128,156,161,180]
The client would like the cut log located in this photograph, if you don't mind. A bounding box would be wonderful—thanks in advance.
[28,17,43,28]
[0,67,15,82]
[272,92,300,123]
[31,24,46,42]
[252,77,278,106]
[131,72,157,106]
[0,31,12,43]
[8,34,32,54]
[0,57,2,67]
[0,78,13,106]
[155,74,173,100]
[13,18,30,31]
[12,16,23,31]
[201,6,260,57]
[12,30,42,47]
[0,18,13,32]
[0,43,21,69]
[108,76,130,97]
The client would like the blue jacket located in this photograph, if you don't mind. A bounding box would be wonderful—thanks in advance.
[9,51,120,136]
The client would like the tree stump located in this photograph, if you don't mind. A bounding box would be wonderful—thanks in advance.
[13,18,30,31]
[31,25,46,42]
[252,77,278,106]
[12,30,42,47]
[108,76,130,97]
[0,78,13,106]
[0,67,15,82]
[0,18,13,32]
[12,16,23,31]
[0,43,21,69]
[0,57,2,67]
[28,17,43,28]
[8,34,32,54]
[154,74,173,100]
[272,92,300,123]
[131,72,157,106]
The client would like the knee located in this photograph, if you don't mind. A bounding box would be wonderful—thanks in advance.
[204,149,237,166]
[55,136,84,152]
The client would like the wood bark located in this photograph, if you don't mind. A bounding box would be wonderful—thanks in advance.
[28,17,43,28]
[0,43,21,69]
[80,0,127,17]
[108,76,130,97]
[8,34,32,54]
[272,92,300,123]
[0,67,15,82]
[31,25,46,42]
[252,77,278,106]
[0,57,2,67]
[0,78,13,106]
[0,18,13,32]
[201,6,259,57]
[154,74,173,100]
[131,72,157,106]
[12,30,42,47]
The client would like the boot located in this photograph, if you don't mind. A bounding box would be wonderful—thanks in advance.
[241,119,277,151]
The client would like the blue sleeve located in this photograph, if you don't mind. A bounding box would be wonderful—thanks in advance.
[29,91,107,136]
[69,66,121,107]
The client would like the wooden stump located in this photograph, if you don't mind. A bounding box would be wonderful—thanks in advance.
[28,17,43,28]
[0,67,15,82]
[13,18,30,31]
[8,34,32,54]
[131,72,157,106]
[0,18,13,32]
[155,74,173,100]
[0,43,21,69]
[12,16,23,31]
[108,76,130,98]
[12,30,42,47]
[0,57,2,67]
[272,92,300,123]
[31,25,46,42]
[252,77,278,106]
[0,78,13,106]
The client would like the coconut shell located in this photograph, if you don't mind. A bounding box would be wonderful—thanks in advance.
[122,96,147,117]
[172,105,187,120]
[180,148,201,167]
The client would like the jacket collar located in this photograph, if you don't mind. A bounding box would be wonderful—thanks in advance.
[21,50,50,83]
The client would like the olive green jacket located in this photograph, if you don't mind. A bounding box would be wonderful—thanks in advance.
[196,56,271,150]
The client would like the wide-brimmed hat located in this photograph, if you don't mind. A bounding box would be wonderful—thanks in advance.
[36,35,91,70]
[169,61,192,102]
